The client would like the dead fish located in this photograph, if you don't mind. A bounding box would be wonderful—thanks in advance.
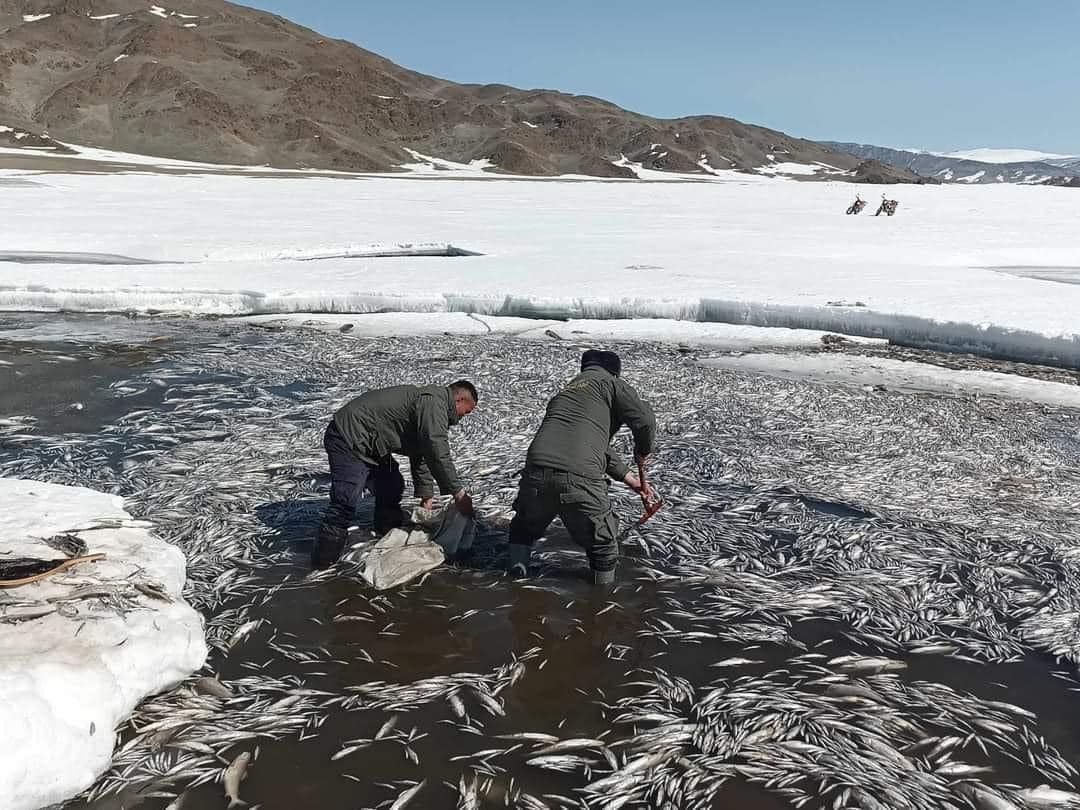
[457,774,480,810]
[228,619,262,650]
[533,738,610,756]
[40,533,88,558]
[195,676,233,699]
[710,657,763,667]
[389,780,425,810]
[1014,786,1080,808]
[375,715,399,740]
[223,750,252,808]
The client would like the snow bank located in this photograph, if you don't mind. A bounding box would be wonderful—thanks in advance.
[701,352,1080,408]
[0,479,206,810]
[240,311,885,350]
[1,172,1080,367]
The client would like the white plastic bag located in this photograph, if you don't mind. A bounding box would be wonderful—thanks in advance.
[361,528,444,590]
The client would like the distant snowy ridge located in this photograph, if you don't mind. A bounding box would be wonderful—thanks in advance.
[822,141,1080,185]
[0,479,207,810]
[939,148,1079,164]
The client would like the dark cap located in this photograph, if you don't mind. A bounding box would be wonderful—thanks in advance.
[581,349,621,377]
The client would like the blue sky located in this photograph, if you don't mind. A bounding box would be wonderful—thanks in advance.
[255,0,1080,154]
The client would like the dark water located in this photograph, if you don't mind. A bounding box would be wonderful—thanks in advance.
[3,314,1080,810]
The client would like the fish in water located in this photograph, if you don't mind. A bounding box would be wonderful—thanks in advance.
[223,750,252,808]
[9,322,1080,810]
[195,676,233,699]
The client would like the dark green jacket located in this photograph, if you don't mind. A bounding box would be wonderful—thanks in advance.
[525,366,656,481]
[333,384,462,498]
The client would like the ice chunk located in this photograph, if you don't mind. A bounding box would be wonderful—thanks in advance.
[0,478,206,810]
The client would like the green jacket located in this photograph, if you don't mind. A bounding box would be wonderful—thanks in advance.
[525,366,656,481]
[333,384,463,498]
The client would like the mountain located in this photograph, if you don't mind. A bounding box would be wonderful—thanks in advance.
[822,142,1080,186]
[0,1,924,181]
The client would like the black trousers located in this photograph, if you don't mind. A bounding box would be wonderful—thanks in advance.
[322,421,406,535]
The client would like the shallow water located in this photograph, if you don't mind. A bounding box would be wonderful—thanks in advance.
[3,314,1080,810]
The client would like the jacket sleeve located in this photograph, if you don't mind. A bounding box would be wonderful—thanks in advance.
[605,448,630,482]
[415,394,463,495]
[409,455,435,499]
[614,380,657,457]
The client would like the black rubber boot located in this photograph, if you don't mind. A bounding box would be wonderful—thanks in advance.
[507,543,532,578]
[373,505,405,538]
[312,511,349,569]
[592,568,616,586]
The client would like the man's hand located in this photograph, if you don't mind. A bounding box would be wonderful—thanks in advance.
[419,497,435,511]
[453,489,474,517]
[624,472,654,499]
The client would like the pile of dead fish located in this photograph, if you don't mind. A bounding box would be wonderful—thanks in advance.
[2,325,1080,810]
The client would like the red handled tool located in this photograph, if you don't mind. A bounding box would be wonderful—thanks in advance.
[636,457,664,525]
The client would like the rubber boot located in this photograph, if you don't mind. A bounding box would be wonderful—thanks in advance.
[592,568,616,586]
[373,504,405,537]
[312,512,348,569]
[507,543,532,578]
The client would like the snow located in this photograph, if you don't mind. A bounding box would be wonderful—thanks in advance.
[113,54,128,63]
[611,154,756,182]
[522,121,539,128]
[239,312,883,350]
[1,169,1079,366]
[755,161,823,176]
[0,126,11,133]
[183,23,197,27]
[942,148,1078,164]
[89,13,121,19]
[701,352,1080,409]
[398,148,496,175]
[958,170,987,183]
[21,13,51,22]
[149,6,168,18]
[0,478,206,810]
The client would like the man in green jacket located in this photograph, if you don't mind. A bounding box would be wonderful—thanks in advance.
[508,350,656,584]
[312,380,478,568]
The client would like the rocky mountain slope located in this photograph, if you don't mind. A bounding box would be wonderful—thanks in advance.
[823,142,1080,186]
[1,0,923,180]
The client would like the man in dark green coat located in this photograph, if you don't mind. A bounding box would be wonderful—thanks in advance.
[312,380,478,568]
[508,350,656,584]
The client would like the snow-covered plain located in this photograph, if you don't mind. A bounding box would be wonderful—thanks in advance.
[1,166,1080,366]
[0,479,206,810]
